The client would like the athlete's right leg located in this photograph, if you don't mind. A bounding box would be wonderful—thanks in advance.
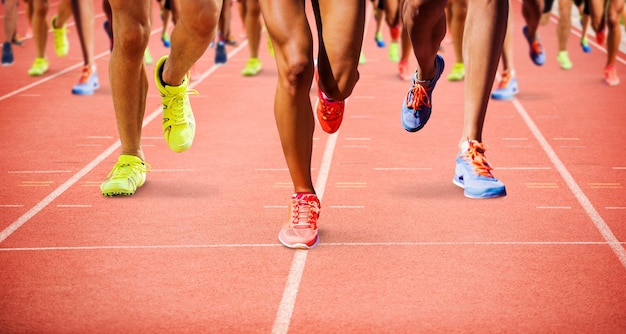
[100,0,152,196]
[108,0,151,160]
[259,0,321,249]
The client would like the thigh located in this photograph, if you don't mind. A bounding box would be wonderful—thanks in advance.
[258,0,312,60]
[314,0,366,66]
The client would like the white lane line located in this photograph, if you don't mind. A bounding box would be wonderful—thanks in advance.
[272,131,339,334]
[2,240,624,252]
[512,98,626,270]
[0,42,248,244]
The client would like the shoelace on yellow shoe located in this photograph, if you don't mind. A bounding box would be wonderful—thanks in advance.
[405,82,431,113]
[461,141,495,178]
[107,160,151,180]
[290,196,319,229]
[162,89,198,125]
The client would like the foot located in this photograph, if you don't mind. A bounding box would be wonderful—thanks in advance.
[51,16,69,57]
[278,193,320,249]
[28,58,49,76]
[401,54,444,132]
[242,57,262,76]
[557,51,573,70]
[2,42,14,66]
[604,65,620,86]
[447,62,465,81]
[453,140,506,199]
[523,26,545,66]
[101,155,150,196]
[491,70,519,100]
[71,66,100,95]
[154,55,198,152]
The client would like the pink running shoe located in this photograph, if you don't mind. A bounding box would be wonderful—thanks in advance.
[604,65,620,86]
[278,193,320,249]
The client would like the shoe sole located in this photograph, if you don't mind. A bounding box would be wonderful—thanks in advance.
[278,234,319,250]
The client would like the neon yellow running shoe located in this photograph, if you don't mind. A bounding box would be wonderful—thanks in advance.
[557,51,572,70]
[51,16,68,57]
[101,155,150,196]
[154,55,198,153]
[27,57,48,76]
[447,62,465,81]
[144,47,153,65]
[241,57,262,76]
[388,41,399,62]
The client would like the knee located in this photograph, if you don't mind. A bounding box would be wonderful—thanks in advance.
[282,53,313,90]
[403,0,446,19]
[182,2,220,37]
[32,0,50,17]
[115,21,151,56]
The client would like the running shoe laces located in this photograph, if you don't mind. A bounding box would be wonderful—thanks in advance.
[278,193,320,249]
[101,155,150,196]
[290,195,319,231]
[496,70,512,90]
[460,141,495,178]
[162,89,199,125]
[405,81,432,115]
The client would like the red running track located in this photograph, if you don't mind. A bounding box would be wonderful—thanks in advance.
[1,1,625,332]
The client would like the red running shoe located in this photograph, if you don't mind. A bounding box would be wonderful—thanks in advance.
[315,68,345,134]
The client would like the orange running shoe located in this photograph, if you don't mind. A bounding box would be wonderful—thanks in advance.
[278,193,320,249]
[315,69,345,134]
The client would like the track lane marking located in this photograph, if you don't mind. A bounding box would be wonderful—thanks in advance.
[512,98,626,269]
[0,42,248,244]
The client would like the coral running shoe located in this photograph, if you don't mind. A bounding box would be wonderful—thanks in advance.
[447,62,465,81]
[453,140,506,199]
[242,57,262,76]
[604,65,620,86]
[28,57,48,76]
[523,26,545,66]
[278,193,320,249]
[154,55,198,152]
[101,155,150,196]
[72,66,100,95]
[491,70,518,100]
[401,54,444,132]
[398,60,410,81]
[51,16,69,57]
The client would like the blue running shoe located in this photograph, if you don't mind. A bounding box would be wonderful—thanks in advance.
[215,41,227,64]
[523,26,545,66]
[491,71,518,100]
[580,37,591,53]
[72,66,100,95]
[453,140,506,199]
[401,54,444,132]
[2,42,13,66]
